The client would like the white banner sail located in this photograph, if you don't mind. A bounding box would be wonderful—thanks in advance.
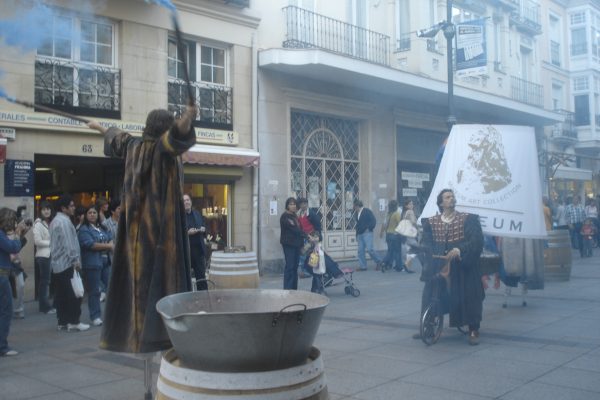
[420,125,547,239]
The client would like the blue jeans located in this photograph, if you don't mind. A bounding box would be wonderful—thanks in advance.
[383,233,403,269]
[282,244,301,290]
[36,257,53,312]
[357,231,381,270]
[0,275,13,353]
[82,268,102,321]
[100,257,111,293]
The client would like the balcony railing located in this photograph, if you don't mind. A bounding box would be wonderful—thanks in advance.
[510,76,543,107]
[34,58,121,119]
[510,5,542,35]
[282,5,390,66]
[168,79,233,130]
[551,110,577,142]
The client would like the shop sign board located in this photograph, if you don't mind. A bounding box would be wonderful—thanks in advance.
[0,109,238,145]
[4,159,34,196]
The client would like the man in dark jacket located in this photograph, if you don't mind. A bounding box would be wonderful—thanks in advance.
[353,199,383,271]
[183,194,207,291]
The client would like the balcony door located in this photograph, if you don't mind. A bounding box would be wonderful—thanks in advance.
[291,112,360,259]
[349,0,368,58]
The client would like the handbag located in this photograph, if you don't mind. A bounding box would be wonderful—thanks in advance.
[395,219,417,238]
[71,270,85,298]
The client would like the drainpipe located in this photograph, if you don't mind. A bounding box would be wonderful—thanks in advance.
[251,33,260,260]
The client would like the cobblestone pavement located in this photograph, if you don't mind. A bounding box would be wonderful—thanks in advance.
[1,251,599,399]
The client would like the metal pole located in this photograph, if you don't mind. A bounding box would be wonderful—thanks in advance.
[444,0,456,131]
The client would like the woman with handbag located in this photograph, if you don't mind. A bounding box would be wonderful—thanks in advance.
[380,200,402,271]
[396,200,418,273]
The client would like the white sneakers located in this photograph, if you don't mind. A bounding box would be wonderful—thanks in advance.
[1,349,18,357]
[92,318,103,327]
[66,322,90,332]
[100,292,106,302]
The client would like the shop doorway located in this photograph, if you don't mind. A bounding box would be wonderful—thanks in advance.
[34,153,124,210]
[290,111,360,259]
[182,182,231,254]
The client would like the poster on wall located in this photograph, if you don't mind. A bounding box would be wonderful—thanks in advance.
[308,176,320,208]
[4,159,34,196]
[420,125,546,239]
[455,19,487,77]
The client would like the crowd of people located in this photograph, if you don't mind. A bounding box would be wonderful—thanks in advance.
[0,195,118,356]
[550,194,598,257]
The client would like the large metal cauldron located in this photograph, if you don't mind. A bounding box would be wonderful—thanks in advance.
[156,289,329,372]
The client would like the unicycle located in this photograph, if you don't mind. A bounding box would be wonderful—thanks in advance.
[420,274,445,345]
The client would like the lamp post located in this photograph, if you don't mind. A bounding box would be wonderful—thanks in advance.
[417,0,456,132]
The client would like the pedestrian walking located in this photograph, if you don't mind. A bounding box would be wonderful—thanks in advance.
[354,199,383,271]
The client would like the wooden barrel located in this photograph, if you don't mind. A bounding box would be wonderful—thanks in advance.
[543,230,572,282]
[208,251,259,289]
[156,348,328,400]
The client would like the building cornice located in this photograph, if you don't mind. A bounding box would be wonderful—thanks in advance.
[175,0,261,29]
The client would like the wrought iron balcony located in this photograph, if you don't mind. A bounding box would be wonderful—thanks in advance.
[34,58,121,119]
[282,5,390,66]
[510,76,543,107]
[509,5,542,35]
[551,110,578,143]
[168,79,233,131]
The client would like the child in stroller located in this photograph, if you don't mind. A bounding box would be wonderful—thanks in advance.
[302,231,360,297]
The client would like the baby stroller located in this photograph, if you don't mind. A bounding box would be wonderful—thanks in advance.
[303,232,360,297]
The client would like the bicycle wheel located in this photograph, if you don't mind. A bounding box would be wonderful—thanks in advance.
[420,305,443,345]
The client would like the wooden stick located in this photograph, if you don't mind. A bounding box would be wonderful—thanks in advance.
[171,14,195,106]
[11,98,91,124]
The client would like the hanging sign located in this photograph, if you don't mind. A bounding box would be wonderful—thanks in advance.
[455,19,488,77]
[4,159,34,196]
[420,125,546,239]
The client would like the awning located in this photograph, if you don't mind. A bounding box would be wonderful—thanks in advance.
[553,166,593,181]
[183,144,260,167]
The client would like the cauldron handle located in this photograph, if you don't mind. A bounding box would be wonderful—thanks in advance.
[271,303,307,327]
[196,278,217,290]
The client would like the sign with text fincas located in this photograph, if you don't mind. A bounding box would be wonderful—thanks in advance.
[420,125,546,239]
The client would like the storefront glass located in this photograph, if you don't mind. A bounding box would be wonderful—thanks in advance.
[183,183,230,252]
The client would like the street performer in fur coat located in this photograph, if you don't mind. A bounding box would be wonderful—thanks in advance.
[86,104,197,353]
[419,189,484,345]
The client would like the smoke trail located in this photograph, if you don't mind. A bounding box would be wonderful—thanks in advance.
[145,0,176,11]
[0,1,53,51]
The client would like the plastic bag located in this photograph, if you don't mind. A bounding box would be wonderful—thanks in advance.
[71,270,84,298]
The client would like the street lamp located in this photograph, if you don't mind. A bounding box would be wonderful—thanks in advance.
[417,0,456,131]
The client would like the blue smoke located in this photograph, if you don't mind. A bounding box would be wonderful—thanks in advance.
[145,0,176,11]
[0,1,53,51]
